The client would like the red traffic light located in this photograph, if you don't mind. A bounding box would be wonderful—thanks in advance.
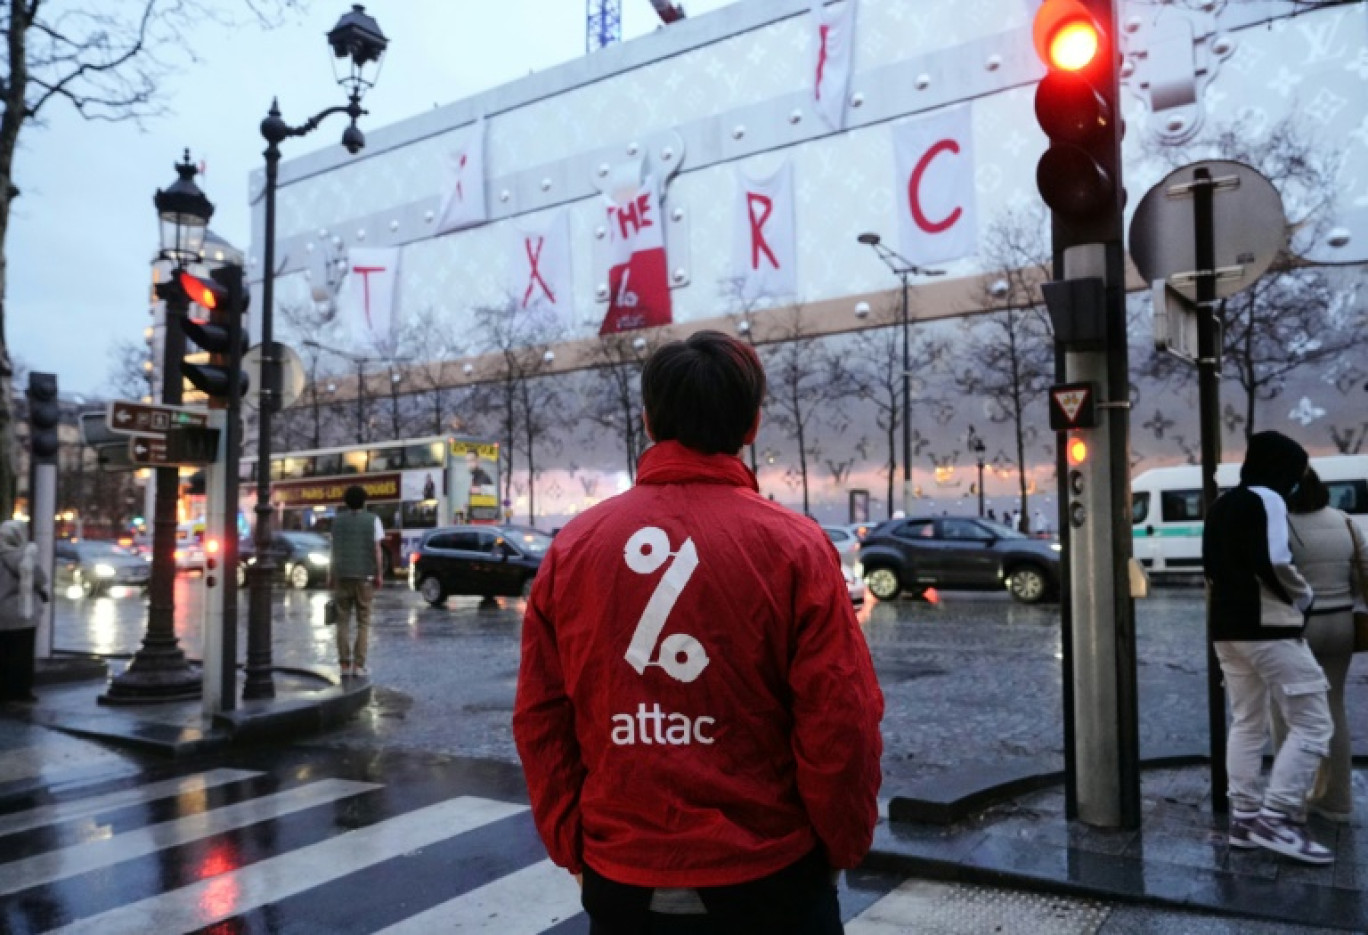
[178,270,225,311]
[1034,0,1102,72]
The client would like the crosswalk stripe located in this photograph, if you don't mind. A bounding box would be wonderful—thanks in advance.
[0,740,128,785]
[49,795,527,935]
[0,768,262,837]
[373,858,581,934]
[0,778,379,897]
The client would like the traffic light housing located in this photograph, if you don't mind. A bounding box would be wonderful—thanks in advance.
[26,372,60,464]
[179,265,248,408]
[1033,0,1123,250]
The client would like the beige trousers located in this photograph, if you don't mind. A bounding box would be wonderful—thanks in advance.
[334,578,373,668]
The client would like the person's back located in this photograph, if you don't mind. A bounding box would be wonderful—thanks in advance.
[1288,506,1358,606]
[514,331,883,934]
[332,508,377,579]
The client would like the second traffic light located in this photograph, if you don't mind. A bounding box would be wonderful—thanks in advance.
[1033,0,1123,250]
[179,265,249,408]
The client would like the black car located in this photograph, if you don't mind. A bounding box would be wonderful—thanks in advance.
[54,540,150,597]
[410,525,551,606]
[857,516,1061,604]
[237,531,332,590]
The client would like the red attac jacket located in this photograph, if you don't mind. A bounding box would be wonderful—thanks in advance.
[513,442,884,888]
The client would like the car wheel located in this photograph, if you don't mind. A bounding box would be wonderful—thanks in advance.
[288,563,312,590]
[1008,565,1049,604]
[79,575,99,598]
[865,567,902,601]
[419,576,446,607]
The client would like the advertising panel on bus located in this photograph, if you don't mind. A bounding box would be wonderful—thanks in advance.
[450,440,500,523]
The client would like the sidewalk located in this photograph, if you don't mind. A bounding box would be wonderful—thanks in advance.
[5,664,372,757]
[868,761,1367,932]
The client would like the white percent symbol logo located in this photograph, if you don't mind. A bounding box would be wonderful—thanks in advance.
[622,526,709,683]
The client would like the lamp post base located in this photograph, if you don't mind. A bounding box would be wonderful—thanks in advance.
[100,650,201,705]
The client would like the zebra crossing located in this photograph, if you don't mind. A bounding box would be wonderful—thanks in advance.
[0,737,1209,935]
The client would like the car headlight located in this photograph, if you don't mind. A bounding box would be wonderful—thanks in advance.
[308,552,330,567]
[93,563,117,578]
[1050,543,1062,552]
[853,561,863,579]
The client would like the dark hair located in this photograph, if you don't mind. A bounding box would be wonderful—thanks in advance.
[641,330,766,455]
[343,485,367,510]
[1287,467,1330,514]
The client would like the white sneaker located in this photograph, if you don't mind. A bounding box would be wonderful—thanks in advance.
[1247,812,1334,865]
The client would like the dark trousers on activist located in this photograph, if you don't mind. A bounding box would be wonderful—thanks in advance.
[0,626,37,701]
[582,848,843,935]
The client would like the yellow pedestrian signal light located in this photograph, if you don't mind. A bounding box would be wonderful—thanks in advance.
[1067,436,1089,466]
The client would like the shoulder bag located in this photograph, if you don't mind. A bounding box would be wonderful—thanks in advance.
[1347,516,1368,653]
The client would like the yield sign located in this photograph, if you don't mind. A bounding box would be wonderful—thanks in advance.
[1049,382,1098,431]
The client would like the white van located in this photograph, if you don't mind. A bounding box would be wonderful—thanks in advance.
[1131,454,1368,576]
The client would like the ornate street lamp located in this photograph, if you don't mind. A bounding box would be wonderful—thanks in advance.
[856,232,942,517]
[970,434,987,518]
[102,151,213,704]
[245,5,388,701]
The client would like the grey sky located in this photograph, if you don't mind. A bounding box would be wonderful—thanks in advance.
[9,0,733,397]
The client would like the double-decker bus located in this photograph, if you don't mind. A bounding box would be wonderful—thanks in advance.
[240,436,501,577]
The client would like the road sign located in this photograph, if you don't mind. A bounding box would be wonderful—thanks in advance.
[129,437,170,465]
[127,427,220,466]
[1152,280,1203,364]
[1129,160,1286,304]
[107,400,210,437]
[243,342,306,411]
[1049,381,1098,430]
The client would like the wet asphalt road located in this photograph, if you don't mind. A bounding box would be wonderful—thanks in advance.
[52,574,1368,792]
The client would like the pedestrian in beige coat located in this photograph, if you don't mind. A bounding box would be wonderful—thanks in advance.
[1274,468,1368,822]
[0,520,49,702]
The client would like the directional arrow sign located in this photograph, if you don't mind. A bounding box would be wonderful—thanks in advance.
[128,437,170,465]
[107,400,209,437]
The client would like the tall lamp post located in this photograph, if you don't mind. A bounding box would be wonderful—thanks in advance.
[246,4,388,701]
[971,434,987,518]
[856,232,942,517]
[103,151,213,704]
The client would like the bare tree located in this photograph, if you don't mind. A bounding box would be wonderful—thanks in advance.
[759,308,850,516]
[278,300,338,449]
[400,306,465,438]
[952,208,1054,533]
[581,332,655,481]
[1138,116,1366,439]
[105,339,155,402]
[469,301,563,525]
[0,0,303,514]
[847,301,946,520]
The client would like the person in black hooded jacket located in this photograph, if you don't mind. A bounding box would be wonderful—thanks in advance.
[1203,431,1334,865]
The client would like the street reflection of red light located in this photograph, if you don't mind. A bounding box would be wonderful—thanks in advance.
[924,588,940,605]
[198,845,240,917]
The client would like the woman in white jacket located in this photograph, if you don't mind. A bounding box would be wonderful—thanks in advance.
[1276,468,1368,823]
[0,519,48,702]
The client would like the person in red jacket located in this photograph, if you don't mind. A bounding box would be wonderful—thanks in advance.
[514,330,884,935]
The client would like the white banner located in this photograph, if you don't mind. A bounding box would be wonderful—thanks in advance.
[731,161,797,302]
[513,211,572,322]
[437,117,488,233]
[343,247,401,347]
[811,0,856,131]
[600,177,673,334]
[894,105,978,267]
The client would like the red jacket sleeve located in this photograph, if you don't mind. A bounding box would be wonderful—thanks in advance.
[512,548,586,873]
[788,540,884,868]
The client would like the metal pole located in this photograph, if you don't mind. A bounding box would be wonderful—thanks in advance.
[244,114,282,702]
[102,287,200,703]
[1193,167,1228,814]
[900,271,912,515]
[221,264,245,712]
[977,459,985,517]
[356,359,365,444]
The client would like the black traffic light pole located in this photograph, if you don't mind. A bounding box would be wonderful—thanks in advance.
[103,281,202,704]
[1035,0,1139,829]
[26,373,60,660]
